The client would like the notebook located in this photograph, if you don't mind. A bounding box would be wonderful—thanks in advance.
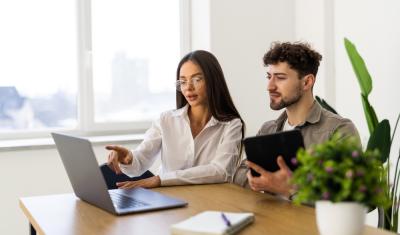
[51,132,187,215]
[171,211,254,235]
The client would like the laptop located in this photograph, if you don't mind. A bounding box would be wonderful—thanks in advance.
[51,132,187,215]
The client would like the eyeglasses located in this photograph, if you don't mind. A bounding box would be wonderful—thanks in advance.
[175,76,204,92]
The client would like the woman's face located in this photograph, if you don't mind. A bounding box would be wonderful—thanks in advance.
[178,61,207,108]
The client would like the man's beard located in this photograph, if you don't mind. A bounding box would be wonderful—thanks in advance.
[270,88,302,110]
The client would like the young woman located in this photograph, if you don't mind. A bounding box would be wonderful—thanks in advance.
[104,50,244,189]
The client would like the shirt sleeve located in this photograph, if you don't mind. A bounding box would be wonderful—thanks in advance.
[159,118,243,186]
[333,119,361,146]
[120,119,162,177]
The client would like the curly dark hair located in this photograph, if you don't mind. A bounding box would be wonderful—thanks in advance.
[263,42,322,78]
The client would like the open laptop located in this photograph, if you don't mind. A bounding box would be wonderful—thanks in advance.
[51,132,187,215]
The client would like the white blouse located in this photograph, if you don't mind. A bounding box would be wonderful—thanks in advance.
[120,105,243,186]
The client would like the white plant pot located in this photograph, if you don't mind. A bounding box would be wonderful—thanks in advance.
[316,201,367,235]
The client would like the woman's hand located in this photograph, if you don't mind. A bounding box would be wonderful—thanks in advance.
[116,176,161,189]
[105,145,133,174]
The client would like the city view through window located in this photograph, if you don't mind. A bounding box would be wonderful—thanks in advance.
[0,0,181,133]
[0,0,78,131]
[92,0,180,123]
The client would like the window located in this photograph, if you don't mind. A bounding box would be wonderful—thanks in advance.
[0,0,78,133]
[0,0,187,139]
[91,0,180,123]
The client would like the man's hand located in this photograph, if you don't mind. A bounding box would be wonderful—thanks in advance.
[116,176,161,189]
[105,145,133,174]
[246,156,293,197]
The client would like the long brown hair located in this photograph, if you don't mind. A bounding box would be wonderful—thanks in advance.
[176,50,245,155]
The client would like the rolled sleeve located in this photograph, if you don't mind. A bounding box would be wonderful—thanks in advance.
[120,119,162,177]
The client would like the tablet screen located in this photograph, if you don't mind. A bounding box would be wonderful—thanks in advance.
[243,130,304,176]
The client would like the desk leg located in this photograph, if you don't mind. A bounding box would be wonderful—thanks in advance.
[30,223,36,235]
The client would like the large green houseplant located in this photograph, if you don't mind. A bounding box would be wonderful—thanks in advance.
[344,38,400,231]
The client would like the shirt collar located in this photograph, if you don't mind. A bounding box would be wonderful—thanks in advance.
[172,104,189,117]
[207,116,222,127]
[305,101,323,124]
[172,104,228,126]
[275,100,322,129]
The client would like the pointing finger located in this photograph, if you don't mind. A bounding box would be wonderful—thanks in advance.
[105,145,128,154]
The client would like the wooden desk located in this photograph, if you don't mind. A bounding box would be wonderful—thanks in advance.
[20,183,394,235]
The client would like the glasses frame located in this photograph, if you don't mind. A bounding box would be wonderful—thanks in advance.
[175,76,204,92]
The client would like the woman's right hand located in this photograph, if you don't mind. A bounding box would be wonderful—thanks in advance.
[105,145,134,174]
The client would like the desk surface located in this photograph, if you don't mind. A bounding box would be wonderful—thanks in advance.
[20,183,394,235]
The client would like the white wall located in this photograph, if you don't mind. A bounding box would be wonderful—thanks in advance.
[334,0,400,145]
[294,0,400,148]
[294,0,336,107]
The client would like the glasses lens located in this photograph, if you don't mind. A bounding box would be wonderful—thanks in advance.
[175,77,202,92]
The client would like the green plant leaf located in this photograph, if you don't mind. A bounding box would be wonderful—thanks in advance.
[344,38,372,96]
[391,152,400,212]
[315,96,338,114]
[393,207,399,232]
[292,134,389,207]
[391,113,400,143]
[361,94,379,134]
[367,119,391,163]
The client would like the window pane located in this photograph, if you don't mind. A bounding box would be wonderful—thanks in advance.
[92,0,180,123]
[0,1,78,131]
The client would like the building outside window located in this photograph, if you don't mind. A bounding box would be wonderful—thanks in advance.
[0,0,186,139]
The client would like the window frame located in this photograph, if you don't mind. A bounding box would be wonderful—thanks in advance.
[0,0,190,140]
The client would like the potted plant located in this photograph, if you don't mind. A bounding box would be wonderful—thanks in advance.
[344,38,400,231]
[291,133,389,235]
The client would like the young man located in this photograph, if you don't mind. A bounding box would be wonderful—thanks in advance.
[233,42,360,199]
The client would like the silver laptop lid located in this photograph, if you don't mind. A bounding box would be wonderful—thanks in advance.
[51,132,116,214]
[52,132,188,215]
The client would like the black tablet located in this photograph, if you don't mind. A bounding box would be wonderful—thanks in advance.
[243,129,305,176]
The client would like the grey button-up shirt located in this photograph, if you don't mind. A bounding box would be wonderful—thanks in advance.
[233,101,360,187]
[258,101,360,148]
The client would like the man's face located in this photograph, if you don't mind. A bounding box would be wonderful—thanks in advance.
[266,62,304,110]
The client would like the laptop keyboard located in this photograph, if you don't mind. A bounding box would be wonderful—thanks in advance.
[109,192,149,208]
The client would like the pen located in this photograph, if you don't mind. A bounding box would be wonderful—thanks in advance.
[221,212,232,227]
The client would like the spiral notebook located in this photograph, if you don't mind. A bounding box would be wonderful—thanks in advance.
[171,211,254,235]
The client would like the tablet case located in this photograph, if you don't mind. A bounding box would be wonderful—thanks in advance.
[243,130,305,176]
